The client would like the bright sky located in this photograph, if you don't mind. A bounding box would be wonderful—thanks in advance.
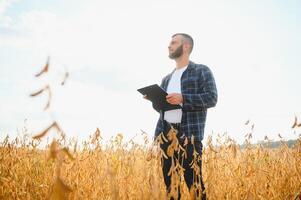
[0,0,300,145]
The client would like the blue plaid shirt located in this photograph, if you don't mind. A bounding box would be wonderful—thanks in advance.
[154,61,218,142]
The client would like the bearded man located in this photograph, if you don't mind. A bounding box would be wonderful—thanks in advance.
[154,33,218,200]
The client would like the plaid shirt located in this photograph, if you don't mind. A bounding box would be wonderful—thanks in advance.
[154,61,218,142]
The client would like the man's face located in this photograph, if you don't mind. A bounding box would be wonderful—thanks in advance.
[168,35,184,59]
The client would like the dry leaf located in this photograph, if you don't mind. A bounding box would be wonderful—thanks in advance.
[44,87,52,110]
[292,116,298,129]
[61,71,69,86]
[189,185,196,200]
[292,116,301,129]
[61,147,74,160]
[30,88,44,97]
[32,122,56,139]
[49,140,58,160]
[167,145,174,157]
[35,57,49,77]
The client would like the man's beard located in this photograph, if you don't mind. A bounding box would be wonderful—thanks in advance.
[169,44,183,59]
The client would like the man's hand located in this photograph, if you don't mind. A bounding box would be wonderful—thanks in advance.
[143,95,150,101]
[166,93,183,105]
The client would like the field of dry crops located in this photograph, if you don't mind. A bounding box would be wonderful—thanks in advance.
[0,128,301,200]
[1,58,298,199]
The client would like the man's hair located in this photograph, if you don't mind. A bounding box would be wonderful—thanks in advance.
[172,33,194,53]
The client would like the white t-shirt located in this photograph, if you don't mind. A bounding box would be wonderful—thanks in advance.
[164,65,188,123]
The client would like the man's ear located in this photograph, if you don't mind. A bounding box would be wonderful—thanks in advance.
[183,42,190,53]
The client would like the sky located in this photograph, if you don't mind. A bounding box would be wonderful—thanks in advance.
[0,0,300,145]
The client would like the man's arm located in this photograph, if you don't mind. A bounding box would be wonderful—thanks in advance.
[182,66,218,111]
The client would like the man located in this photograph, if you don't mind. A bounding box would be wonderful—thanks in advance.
[153,33,218,200]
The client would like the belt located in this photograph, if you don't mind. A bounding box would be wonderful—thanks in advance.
[163,120,181,131]
[169,123,181,130]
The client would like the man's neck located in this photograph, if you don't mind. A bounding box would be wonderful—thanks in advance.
[175,56,189,69]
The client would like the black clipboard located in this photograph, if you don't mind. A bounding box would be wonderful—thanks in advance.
[137,84,182,112]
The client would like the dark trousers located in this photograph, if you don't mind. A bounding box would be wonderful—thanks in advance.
[160,121,206,200]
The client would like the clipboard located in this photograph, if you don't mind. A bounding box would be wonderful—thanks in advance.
[137,84,182,112]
